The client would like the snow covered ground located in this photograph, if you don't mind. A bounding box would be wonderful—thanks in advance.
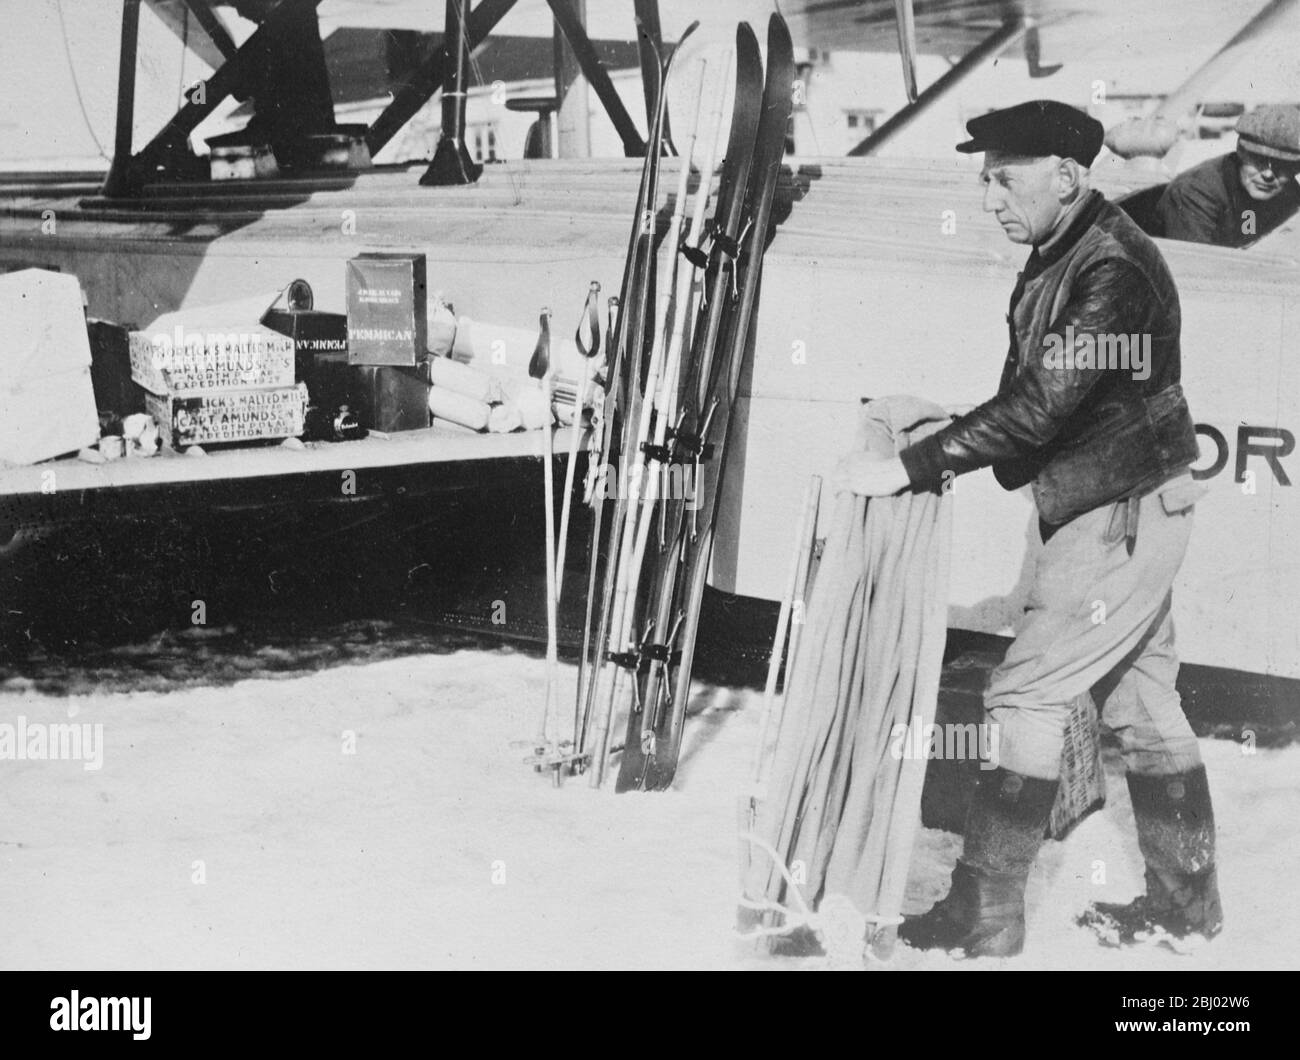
[1,631,1294,970]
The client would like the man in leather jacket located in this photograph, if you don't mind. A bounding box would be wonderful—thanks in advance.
[836,101,1221,958]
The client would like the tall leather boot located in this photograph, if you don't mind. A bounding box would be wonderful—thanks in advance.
[899,766,1058,958]
[1078,764,1222,949]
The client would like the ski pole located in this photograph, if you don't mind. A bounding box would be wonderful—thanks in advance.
[555,281,601,603]
[752,475,822,786]
[574,293,621,754]
[530,308,560,752]
[770,479,821,756]
[740,475,816,892]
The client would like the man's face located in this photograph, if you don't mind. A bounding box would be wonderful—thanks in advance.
[1237,146,1299,201]
[980,152,1064,245]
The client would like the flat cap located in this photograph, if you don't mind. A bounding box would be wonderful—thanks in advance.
[1236,104,1300,162]
[956,100,1105,166]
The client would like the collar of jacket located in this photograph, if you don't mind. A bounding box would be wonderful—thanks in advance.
[1026,189,1108,278]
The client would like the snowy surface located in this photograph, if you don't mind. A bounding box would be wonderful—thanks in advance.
[1,634,1294,970]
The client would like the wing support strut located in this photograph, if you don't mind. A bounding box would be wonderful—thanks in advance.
[850,17,1028,158]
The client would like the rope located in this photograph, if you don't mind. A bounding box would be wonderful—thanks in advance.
[55,0,112,161]
[736,830,904,946]
[176,5,189,124]
[460,4,523,203]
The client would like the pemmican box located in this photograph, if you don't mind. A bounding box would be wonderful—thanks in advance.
[345,253,427,367]
[145,385,307,448]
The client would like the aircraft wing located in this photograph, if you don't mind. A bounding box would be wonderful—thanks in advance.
[308,0,1286,61]
[779,0,1286,61]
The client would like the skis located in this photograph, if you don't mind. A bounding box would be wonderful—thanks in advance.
[580,23,764,785]
[617,14,796,792]
[574,20,699,768]
[585,54,718,785]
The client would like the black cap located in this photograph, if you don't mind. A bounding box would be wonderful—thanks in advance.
[957,100,1105,166]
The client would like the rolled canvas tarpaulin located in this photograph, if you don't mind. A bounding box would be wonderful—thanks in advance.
[743,395,953,957]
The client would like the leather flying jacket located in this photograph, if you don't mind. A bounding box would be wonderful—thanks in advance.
[899,190,1200,527]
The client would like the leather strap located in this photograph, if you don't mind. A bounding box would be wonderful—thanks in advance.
[607,644,682,669]
[574,280,601,361]
[666,426,714,462]
[528,307,551,379]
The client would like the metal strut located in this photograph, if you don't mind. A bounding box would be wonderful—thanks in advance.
[547,0,647,156]
[367,0,517,158]
[850,17,1028,157]
[420,0,484,185]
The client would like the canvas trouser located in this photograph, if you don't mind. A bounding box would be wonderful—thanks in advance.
[984,473,1207,780]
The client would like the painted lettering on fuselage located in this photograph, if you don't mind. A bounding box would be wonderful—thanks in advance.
[1193,423,1294,485]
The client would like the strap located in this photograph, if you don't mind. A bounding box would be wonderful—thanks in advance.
[606,644,682,670]
[528,307,551,379]
[642,643,682,665]
[606,650,640,671]
[667,426,715,462]
[574,280,601,361]
[713,232,741,260]
[680,241,709,269]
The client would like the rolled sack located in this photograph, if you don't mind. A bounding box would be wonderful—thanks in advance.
[516,386,554,430]
[428,386,491,432]
[1104,116,1180,160]
[427,295,458,357]
[488,383,553,433]
[427,355,500,403]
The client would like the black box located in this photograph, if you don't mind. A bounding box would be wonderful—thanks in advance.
[262,307,352,408]
[86,319,146,418]
[351,365,430,433]
[345,253,428,366]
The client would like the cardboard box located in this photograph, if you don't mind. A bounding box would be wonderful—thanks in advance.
[0,269,100,465]
[129,326,295,395]
[346,253,427,366]
[146,385,307,448]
